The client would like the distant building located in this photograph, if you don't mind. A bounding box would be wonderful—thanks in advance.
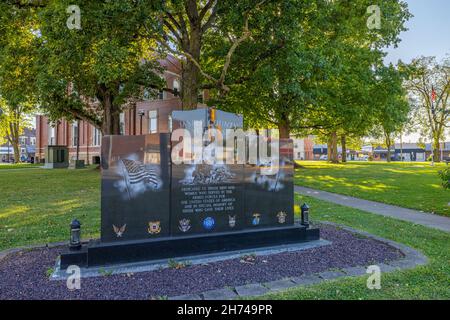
[292,137,314,160]
[312,144,327,160]
[373,146,395,161]
[425,142,450,161]
[0,128,36,163]
[393,143,426,162]
[36,57,188,164]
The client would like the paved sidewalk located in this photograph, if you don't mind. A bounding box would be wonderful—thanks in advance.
[295,186,450,233]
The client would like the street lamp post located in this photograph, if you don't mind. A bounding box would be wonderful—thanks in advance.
[138,110,145,135]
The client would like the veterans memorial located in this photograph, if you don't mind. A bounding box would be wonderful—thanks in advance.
[60,109,319,268]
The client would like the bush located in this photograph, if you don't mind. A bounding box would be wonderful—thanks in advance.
[438,167,450,189]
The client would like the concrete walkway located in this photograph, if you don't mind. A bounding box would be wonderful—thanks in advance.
[295,186,450,233]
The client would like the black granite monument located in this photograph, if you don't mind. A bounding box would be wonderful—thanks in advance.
[60,109,319,268]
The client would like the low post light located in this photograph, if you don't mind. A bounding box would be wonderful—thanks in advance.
[301,203,310,228]
[69,219,82,251]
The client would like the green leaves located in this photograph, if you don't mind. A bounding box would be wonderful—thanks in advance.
[34,0,165,132]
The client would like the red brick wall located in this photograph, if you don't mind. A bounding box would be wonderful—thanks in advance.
[35,57,188,163]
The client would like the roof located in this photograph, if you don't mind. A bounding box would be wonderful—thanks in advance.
[425,142,450,151]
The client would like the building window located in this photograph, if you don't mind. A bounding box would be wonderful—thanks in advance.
[30,137,36,145]
[48,125,56,145]
[92,127,102,146]
[149,110,158,134]
[173,79,180,96]
[19,137,27,145]
[120,112,125,135]
[143,89,151,101]
[72,122,79,147]
[158,90,165,100]
[168,115,173,133]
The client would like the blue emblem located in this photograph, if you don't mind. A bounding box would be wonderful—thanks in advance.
[252,214,261,226]
[203,217,215,230]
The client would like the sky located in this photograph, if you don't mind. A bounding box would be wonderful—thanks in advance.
[384,0,450,142]
[384,0,450,65]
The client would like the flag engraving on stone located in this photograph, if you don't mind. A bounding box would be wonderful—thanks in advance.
[122,159,159,187]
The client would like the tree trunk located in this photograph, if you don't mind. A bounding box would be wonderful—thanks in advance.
[9,122,21,163]
[328,131,339,163]
[341,135,347,163]
[385,132,392,163]
[181,23,202,110]
[100,91,121,136]
[181,59,200,110]
[278,113,290,139]
[433,137,441,163]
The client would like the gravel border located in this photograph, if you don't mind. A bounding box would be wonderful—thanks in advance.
[169,222,429,300]
[0,224,427,300]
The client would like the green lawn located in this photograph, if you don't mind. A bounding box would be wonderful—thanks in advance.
[0,163,41,170]
[295,161,450,217]
[0,167,449,299]
[265,194,450,299]
[0,166,100,251]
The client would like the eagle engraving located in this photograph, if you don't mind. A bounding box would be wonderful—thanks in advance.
[113,224,127,237]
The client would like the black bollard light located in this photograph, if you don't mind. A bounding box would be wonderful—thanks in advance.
[301,203,310,228]
[69,219,82,251]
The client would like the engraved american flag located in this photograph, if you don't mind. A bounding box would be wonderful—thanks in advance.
[121,159,159,187]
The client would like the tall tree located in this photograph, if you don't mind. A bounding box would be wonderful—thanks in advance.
[144,0,269,110]
[403,56,450,162]
[372,65,410,162]
[0,5,38,162]
[36,0,165,135]
[208,0,410,149]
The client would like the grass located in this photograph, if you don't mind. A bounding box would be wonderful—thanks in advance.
[295,161,450,217]
[0,166,449,299]
[0,163,41,170]
[262,194,450,300]
[0,166,100,251]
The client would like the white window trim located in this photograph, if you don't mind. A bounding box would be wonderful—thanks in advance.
[149,110,158,134]
[72,122,79,147]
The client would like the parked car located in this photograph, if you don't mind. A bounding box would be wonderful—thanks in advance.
[319,155,328,161]
[357,155,369,161]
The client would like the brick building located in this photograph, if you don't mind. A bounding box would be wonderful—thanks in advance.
[292,136,314,160]
[35,57,197,164]
[1,128,36,163]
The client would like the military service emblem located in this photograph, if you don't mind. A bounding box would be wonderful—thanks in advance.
[228,215,236,228]
[112,224,126,237]
[178,218,191,232]
[148,221,161,234]
[252,214,261,226]
[202,217,215,230]
[277,211,287,224]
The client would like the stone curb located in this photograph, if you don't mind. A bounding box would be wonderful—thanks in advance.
[169,222,429,300]
[0,239,92,263]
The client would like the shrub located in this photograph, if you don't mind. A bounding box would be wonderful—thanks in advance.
[438,167,450,189]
